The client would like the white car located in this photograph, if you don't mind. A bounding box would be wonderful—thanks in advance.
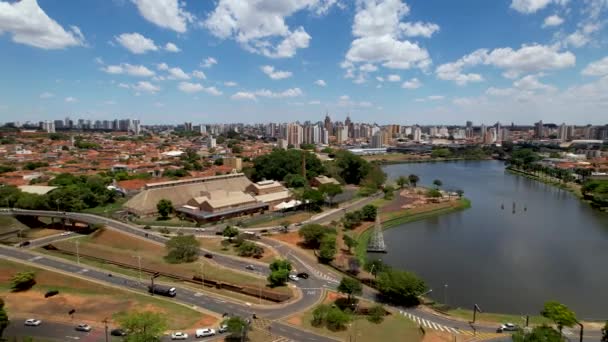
[218,324,228,333]
[171,332,188,340]
[60,232,71,236]
[75,324,92,332]
[288,274,299,282]
[24,319,41,326]
[497,323,519,332]
[195,328,216,337]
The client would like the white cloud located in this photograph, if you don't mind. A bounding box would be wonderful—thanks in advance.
[308,100,321,105]
[164,42,180,52]
[102,63,155,77]
[65,96,77,103]
[261,65,293,80]
[401,78,421,89]
[582,56,608,76]
[192,70,206,79]
[436,44,575,84]
[342,0,433,81]
[201,57,218,68]
[399,22,440,38]
[559,2,607,48]
[178,82,222,96]
[543,14,564,27]
[486,87,516,96]
[39,92,54,99]
[339,95,350,101]
[510,0,567,14]
[314,79,327,87]
[387,74,401,82]
[167,67,190,80]
[157,63,169,71]
[359,101,373,107]
[204,0,337,58]
[94,57,104,65]
[231,92,257,101]
[104,100,116,105]
[360,63,378,72]
[513,74,556,91]
[254,88,303,98]
[131,0,194,33]
[376,76,384,82]
[115,32,158,54]
[118,83,130,89]
[224,81,238,87]
[0,0,85,49]
[428,95,444,100]
[132,81,160,93]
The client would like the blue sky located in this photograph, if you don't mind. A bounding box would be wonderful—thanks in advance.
[1,0,607,125]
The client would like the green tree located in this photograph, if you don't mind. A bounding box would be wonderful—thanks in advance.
[311,304,330,327]
[11,271,36,292]
[427,189,442,198]
[251,149,324,181]
[512,325,562,342]
[224,316,249,341]
[318,234,337,263]
[383,185,395,199]
[433,179,442,188]
[333,150,371,185]
[337,277,362,304]
[156,199,173,220]
[214,158,224,166]
[283,173,307,188]
[541,301,577,336]
[342,234,358,253]
[396,176,409,189]
[236,241,264,258]
[431,148,452,159]
[364,258,390,276]
[361,163,386,190]
[302,188,325,211]
[164,235,200,263]
[318,183,343,206]
[408,174,420,187]
[0,298,8,339]
[118,311,167,342]
[299,224,332,248]
[268,259,292,286]
[269,259,292,272]
[456,189,464,198]
[222,225,240,241]
[360,204,377,221]
[325,306,351,331]
[367,304,386,324]
[376,269,427,305]
[601,321,608,342]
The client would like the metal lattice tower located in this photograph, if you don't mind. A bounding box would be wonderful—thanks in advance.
[367,215,387,253]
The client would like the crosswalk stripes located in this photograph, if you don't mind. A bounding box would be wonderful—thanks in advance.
[400,310,459,333]
[290,253,339,283]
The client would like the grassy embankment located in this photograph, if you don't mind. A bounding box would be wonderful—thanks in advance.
[362,153,491,165]
[197,237,279,264]
[283,291,422,341]
[437,306,550,326]
[506,167,582,197]
[0,258,215,329]
[354,198,471,263]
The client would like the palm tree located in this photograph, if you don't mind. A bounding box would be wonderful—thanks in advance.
[408,174,420,187]
[433,179,442,189]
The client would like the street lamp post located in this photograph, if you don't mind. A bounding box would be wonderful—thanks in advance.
[576,322,583,342]
[444,284,448,307]
[133,254,142,284]
[102,318,109,342]
[75,240,80,266]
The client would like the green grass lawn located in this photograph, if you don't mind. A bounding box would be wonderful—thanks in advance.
[244,211,313,228]
[445,307,551,326]
[81,197,127,215]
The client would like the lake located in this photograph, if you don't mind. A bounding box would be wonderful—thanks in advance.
[377,160,608,319]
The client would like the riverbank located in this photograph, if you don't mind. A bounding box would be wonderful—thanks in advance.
[506,167,583,197]
[363,153,492,165]
[354,197,471,263]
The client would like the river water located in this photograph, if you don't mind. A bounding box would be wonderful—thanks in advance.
[376,160,608,319]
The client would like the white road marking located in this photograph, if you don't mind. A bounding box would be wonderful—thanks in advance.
[28,256,43,261]
[401,311,459,334]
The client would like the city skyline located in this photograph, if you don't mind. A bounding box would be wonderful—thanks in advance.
[1,0,608,124]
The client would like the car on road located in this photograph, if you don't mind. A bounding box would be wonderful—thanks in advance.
[110,328,127,336]
[196,228,206,232]
[204,253,213,258]
[218,324,228,333]
[171,332,188,340]
[24,319,41,326]
[296,272,309,279]
[18,241,30,247]
[245,265,255,270]
[75,324,92,332]
[60,232,71,236]
[195,328,216,337]
[497,323,518,332]
[288,274,299,282]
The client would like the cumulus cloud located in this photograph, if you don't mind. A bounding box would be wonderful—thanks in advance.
[167,67,190,80]
[0,0,85,49]
[132,81,160,93]
[192,70,206,79]
[39,92,54,99]
[201,57,217,68]
[399,22,440,38]
[543,14,564,27]
[387,74,401,82]
[436,44,575,84]
[261,65,293,80]
[255,88,303,98]
[102,63,156,77]
[314,79,327,87]
[401,78,421,89]
[342,0,434,84]
[131,0,194,33]
[224,81,238,87]
[178,82,222,96]
[309,100,321,105]
[164,42,180,52]
[510,0,567,14]
[115,32,158,54]
[157,63,169,71]
[204,0,338,58]
[64,96,77,102]
[582,56,608,76]
[231,92,257,101]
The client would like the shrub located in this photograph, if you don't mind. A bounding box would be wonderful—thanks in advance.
[11,271,36,292]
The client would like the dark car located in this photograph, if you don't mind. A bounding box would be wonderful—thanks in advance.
[18,241,31,247]
[204,253,213,258]
[296,272,309,279]
[111,328,127,336]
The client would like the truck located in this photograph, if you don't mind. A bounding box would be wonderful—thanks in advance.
[148,285,176,297]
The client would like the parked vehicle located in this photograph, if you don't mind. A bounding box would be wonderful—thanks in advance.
[75,324,92,332]
[110,328,127,336]
[288,274,299,282]
[24,319,41,326]
[171,332,188,340]
[18,241,30,247]
[204,253,213,258]
[148,285,177,297]
[497,323,518,332]
[195,328,216,337]
[218,324,228,333]
[245,265,255,270]
[296,272,309,279]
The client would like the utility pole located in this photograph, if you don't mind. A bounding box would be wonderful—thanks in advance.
[444,284,448,306]
[102,318,109,342]
[200,261,205,287]
[472,304,482,324]
[75,240,80,265]
[134,254,142,284]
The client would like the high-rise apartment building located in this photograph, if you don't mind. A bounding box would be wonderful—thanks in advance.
[371,131,383,148]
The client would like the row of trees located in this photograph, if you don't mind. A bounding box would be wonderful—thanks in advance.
[341,204,377,229]
[298,224,338,263]
[363,259,427,306]
[581,179,608,209]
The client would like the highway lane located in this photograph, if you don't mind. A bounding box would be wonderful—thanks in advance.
[0,245,334,342]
